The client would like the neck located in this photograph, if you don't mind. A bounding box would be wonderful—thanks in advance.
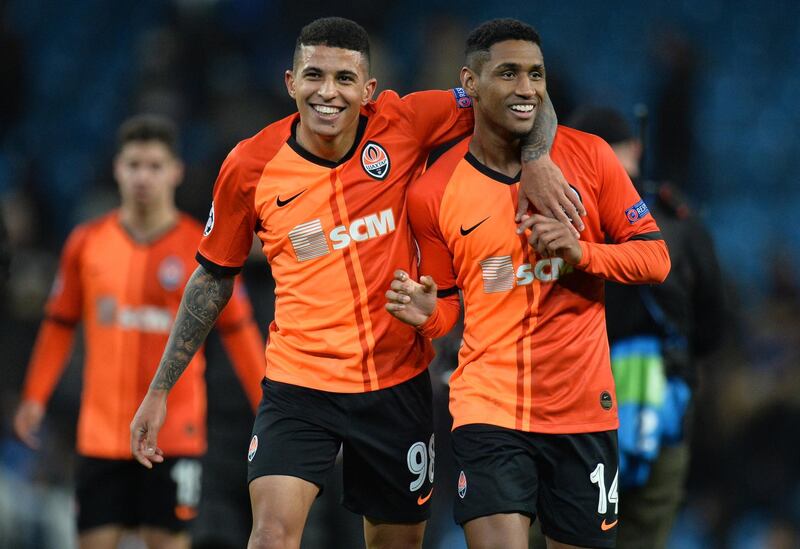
[468,116,522,177]
[296,119,359,162]
[119,201,177,242]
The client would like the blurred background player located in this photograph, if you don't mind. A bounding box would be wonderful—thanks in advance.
[568,105,725,549]
[130,16,581,549]
[386,19,670,549]
[12,114,266,549]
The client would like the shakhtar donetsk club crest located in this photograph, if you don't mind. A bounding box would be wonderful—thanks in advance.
[361,142,390,180]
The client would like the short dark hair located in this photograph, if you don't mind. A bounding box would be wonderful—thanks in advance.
[567,106,634,145]
[116,114,179,155]
[465,18,541,72]
[294,17,371,74]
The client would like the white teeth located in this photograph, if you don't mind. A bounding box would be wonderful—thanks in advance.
[510,104,534,112]
[314,105,342,115]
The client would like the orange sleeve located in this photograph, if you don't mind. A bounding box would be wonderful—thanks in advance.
[216,277,265,410]
[418,293,461,339]
[22,321,76,405]
[196,143,259,276]
[401,89,474,150]
[575,135,670,284]
[577,238,670,284]
[22,227,87,405]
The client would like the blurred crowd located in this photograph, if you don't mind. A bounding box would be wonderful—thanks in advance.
[1,1,799,548]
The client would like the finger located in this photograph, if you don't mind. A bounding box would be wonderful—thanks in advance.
[385,290,411,304]
[515,195,530,223]
[516,213,538,234]
[420,275,437,293]
[393,270,409,282]
[385,303,406,313]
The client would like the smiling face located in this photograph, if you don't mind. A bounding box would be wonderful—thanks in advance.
[285,44,377,158]
[462,39,546,141]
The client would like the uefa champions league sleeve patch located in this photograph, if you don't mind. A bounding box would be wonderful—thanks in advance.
[203,202,215,236]
[451,87,473,109]
[625,200,650,224]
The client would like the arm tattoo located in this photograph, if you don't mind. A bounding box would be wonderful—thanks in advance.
[150,266,234,390]
[521,92,558,162]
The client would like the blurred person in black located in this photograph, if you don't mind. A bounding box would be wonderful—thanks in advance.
[568,106,724,548]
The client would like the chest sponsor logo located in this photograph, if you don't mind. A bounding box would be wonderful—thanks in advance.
[361,142,390,180]
[95,296,174,333]
[480,256,574,293]
[158,256,185,291]
[625,200,650,224]
[203,202,214,236]
[288,208,396,261]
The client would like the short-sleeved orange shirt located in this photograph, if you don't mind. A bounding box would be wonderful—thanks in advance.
[408,128,668,434]
[23,212,255,458]
[198,89,474,393]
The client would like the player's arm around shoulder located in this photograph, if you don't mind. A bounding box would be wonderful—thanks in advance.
[131,264,235,467]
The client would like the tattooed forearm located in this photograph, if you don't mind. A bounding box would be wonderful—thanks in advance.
[150,265,234,391]
[521,92,558,162]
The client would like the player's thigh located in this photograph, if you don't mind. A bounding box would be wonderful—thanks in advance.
[137,457,202,533]
[342,370,434,525]
[463,512,531,549]
[536,431,618,549]
[75,457,136,533]
[139,527,190,549]
[451,425,539,527]
[78,525,125,549]
[363,518,426,549]
[249,475,319,548]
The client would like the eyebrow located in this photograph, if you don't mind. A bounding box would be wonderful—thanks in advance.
[301,66,359,78]
[494,62,545,72]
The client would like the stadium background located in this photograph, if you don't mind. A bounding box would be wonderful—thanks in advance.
[1,0,798,547]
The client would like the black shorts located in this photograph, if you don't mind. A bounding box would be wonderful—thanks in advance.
[76,456,202,533]
[247,371,434,523]
[452,425,619,548]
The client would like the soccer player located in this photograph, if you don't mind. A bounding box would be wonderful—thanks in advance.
[130,17,581,549]
[569,106,724,549]
[13,115,266,549]
[386,19,670,549]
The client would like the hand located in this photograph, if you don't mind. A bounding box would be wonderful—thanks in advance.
[13,400,45,449]
[130,390,167,468]
[517,155,586,236]
[385,270,437,327]
[519,214,583,264]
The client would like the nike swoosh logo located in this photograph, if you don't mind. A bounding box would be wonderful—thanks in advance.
[600,519,618,531]
[460,216,490,236]
[417,488,433,506]
[276,189,307,207]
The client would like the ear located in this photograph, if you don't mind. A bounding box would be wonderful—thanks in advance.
[362,77,377,105]
[285,69,296,99]
[172,159,185,189]
[461,66,478,99]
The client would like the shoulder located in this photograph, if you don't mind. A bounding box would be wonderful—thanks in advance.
[409,138,469,204]
[553,125,611,160]
[227,114,298,169]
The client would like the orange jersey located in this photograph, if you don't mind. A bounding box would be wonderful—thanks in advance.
[198,89,473,393]
[22,211,263,459]
[408,127,670,434]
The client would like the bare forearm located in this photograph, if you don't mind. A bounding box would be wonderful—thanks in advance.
[150,266,234,391]
[521,92,558,162]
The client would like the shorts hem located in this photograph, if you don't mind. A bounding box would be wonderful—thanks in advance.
[342,500,429,524]
[541,525,616,548]
[455,506,534,526]
[247,469,326,496]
